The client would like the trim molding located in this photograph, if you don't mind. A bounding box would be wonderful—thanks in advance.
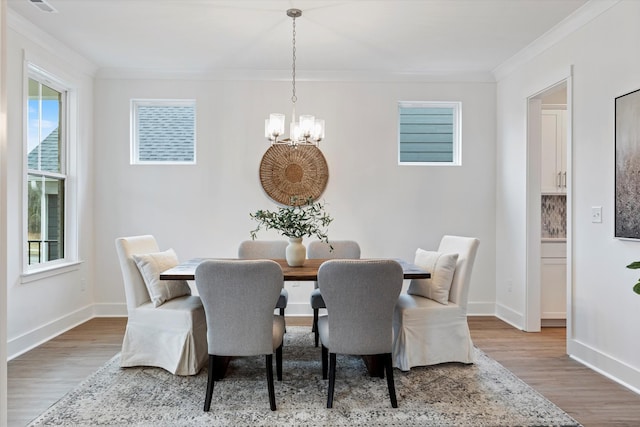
[95,67,496,82]
[569,338,640,395]
[7,305,93,360]
[7,10,97,77]
[495,302,525,330]
[493,0,620,81]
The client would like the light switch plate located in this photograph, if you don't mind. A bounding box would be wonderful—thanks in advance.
[591,206,602,223]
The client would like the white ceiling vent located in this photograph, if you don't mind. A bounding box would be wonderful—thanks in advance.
[29,0,57,13]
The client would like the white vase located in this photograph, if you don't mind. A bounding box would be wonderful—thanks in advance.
[286,237,306,267]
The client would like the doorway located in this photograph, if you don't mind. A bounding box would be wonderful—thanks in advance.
[526,78,572,334]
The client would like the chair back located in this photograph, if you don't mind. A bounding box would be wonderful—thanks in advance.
[307,240,361,259]
[238,240,288,259]
[115,235,158,311]
[437,235,480,310]
[318,259,403,355]
[195,259,283,356]
[308,240,361,289]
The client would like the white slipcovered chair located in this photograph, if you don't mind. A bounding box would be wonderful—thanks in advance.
[238,240,289,317]
[318,259,403,408]
[195,259,285,411]
[115,235,208,375]
[308,240,361,346]
[392,235,480,371]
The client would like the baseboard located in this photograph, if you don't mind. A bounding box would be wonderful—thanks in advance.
[569,338,640,395]
[7,304,94,360]
[495,303,525,330]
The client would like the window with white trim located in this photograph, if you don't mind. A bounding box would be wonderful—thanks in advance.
[26,67,69,268]
[131,99,196,164]
[398,101,461,165]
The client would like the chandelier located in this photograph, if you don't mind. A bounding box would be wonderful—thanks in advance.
[265,9,325,147]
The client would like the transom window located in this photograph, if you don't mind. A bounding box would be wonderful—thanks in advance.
[398,101,462,165]
[26,70,67,266]
[131,99,196,165]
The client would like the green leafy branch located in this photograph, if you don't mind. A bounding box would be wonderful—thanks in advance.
[625,261,640,294]
[250,197,333,244]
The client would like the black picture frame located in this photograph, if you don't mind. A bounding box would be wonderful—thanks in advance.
[615,88,640,239]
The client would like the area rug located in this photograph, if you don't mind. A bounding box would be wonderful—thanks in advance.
[29,327,580,426]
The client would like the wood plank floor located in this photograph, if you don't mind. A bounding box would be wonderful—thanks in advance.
[7,316,640,426]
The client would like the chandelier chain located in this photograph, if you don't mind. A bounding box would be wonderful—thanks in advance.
[291,15,297,104]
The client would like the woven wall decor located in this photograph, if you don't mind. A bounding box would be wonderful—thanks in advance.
[259,145,329,206]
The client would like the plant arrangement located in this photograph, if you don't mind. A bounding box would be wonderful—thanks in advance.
[625,261,640,294]
[250,197,333,244]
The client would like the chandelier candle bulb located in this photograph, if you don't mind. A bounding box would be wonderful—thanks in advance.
[300,115,315,137]
[265,114,285,140]
[314,120,325,141]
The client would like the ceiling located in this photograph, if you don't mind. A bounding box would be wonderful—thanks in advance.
[8,0,589,80]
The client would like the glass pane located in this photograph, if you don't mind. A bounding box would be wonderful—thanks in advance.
[28,78,62,173]
[27,174,65,265]
[136,104,195,163]
[399,105,456,163]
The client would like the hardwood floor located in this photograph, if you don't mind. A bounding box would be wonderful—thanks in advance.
[7,316,640,426]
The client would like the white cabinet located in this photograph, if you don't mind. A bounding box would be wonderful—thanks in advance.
[541,109,567,194]
[541,241,566,320]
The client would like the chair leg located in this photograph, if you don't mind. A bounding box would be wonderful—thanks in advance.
[384,353,398,408]
[266,354,276,411]
[276,343,283,381]
[313,309,319,347]
[204,355,216,412]
[279,307,286,333]
[327,352,337,408]
[321,344,328,379]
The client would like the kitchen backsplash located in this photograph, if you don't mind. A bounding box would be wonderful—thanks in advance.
[542,195,566,238]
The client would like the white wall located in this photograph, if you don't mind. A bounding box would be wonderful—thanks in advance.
[5,17,96,359]
[93,78,497,316]
[4,7,498,359]
[495,0,640,392]
[1,0,8,422]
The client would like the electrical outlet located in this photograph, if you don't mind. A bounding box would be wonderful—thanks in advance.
[591,206,602,223]
[81,278,86,291]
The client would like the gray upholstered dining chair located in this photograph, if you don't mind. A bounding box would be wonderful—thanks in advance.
[195,259,285,412]
[238,240,289,317]
[308,240,361,346]
[317,259,403,408]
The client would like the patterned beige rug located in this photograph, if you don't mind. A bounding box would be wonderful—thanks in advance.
[29,327,580,426]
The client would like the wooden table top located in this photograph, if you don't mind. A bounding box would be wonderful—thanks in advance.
[160,258,430,281]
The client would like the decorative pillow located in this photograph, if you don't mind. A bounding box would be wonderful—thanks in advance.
[407,249,458,305]
[132,248,191,307]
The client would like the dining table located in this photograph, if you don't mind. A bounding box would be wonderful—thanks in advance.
[160,257,430,281]
[160,257,430,378]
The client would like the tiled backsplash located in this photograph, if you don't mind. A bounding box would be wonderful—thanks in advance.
[541,195,566,238]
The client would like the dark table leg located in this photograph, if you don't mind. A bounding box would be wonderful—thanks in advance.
[362,354,385,378]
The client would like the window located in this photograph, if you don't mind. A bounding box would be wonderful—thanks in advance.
[398,101,461,165]
[131,99,196,164]
[26,69,67,267]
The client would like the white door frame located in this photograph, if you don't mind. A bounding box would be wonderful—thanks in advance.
[525,71,573,342]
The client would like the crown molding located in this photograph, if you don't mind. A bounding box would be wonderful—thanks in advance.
[95,67,496,83]
[492,0,620,81]
[7,10,98,77]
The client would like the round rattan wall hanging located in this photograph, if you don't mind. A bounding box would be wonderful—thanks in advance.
[259,145,329,206]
